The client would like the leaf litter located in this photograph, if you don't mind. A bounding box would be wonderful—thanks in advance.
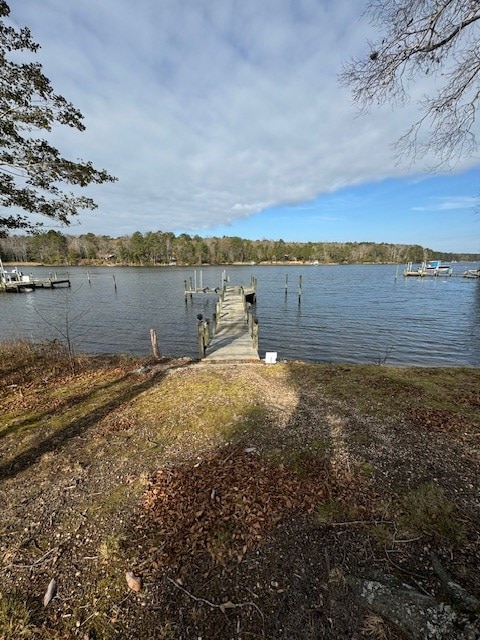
[0,343,479,639]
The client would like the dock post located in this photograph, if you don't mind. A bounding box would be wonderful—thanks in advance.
[298,275,302,304]
[113,274,117,291]
[150,328,160,359]
[285,273,288,296]
[252,318,259,350]
[204,319,210,347]
[197,314,210,358]
[197,315,205,358]
[87,271,91,285]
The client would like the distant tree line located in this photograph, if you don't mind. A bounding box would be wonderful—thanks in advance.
[0,230,478,266]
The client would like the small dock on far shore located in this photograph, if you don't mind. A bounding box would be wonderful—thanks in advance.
[197,280,259,362]
[0,277,71,292]
[0,263,71,292]
[31,276,71,289]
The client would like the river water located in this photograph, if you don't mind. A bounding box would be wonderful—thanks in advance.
[0,264,479,366]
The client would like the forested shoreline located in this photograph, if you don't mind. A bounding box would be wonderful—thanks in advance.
[1,230,478,266]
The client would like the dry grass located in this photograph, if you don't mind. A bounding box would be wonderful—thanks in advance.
[0,340,479,639]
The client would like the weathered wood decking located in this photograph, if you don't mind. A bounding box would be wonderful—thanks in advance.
[32,277,71,289]
[0,277,71,292]
[202,284,259,362]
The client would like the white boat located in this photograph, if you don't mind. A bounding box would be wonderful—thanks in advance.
[404,260,452,277]
[0,259,34,291]
[463,268,480,279]
[422,260,452,276]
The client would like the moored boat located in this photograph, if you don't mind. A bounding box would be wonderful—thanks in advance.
[404,260,452,277]
[463,268,480,278]
[0,259,34,291]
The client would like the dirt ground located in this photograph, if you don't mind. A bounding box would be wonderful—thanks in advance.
[0,344,479,639]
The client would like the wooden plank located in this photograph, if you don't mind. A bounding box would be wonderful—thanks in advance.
[203,285,259,361]
[32,278,71,288]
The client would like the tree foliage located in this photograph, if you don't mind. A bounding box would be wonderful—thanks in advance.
[0,1,116,236]
[2,230,477,265]
[340,0,480,165]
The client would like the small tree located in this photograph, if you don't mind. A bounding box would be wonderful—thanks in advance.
[340,1,480,165]
[0,1,116,236]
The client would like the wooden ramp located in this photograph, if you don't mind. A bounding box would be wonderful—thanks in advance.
[203,285,259,362]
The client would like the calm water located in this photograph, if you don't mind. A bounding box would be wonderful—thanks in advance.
[0,264,479,366]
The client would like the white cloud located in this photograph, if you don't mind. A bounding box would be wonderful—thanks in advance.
[412,196,478,212]
[7,0,480,235]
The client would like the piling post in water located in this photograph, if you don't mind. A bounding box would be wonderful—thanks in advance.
[205,319,210,347]
[285,273,288,296]
[298,275,302,304]
[197,314,204,358]
[150,328,160,359]
[112,274,117,291]
[253,318,259,350]
[87,271,91,286]
[196,314,210,358]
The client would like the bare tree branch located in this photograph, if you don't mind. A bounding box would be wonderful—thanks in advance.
[340,0,480,165]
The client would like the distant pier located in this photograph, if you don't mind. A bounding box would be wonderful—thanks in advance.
[31,276,71,289]
[0,263,71,292]
[197,278,259,362]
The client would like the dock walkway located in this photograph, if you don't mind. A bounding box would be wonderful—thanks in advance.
[0,276,71,292]
[202,284,259,362]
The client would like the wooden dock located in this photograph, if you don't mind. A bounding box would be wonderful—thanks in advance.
[403,261,452,277]
[199,283,259,362]
[0,274,71,293]
[31,276,71,289]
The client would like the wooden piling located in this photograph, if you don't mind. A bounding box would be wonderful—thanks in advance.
[252,318,259,350]
[197,316,210,358]
[298,275,302,304]
[150,328,160,359]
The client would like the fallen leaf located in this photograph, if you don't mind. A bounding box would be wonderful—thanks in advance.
[43,578,57,607]
[126,571,142,592]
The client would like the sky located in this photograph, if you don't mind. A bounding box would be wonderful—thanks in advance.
[7,0,480,252]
